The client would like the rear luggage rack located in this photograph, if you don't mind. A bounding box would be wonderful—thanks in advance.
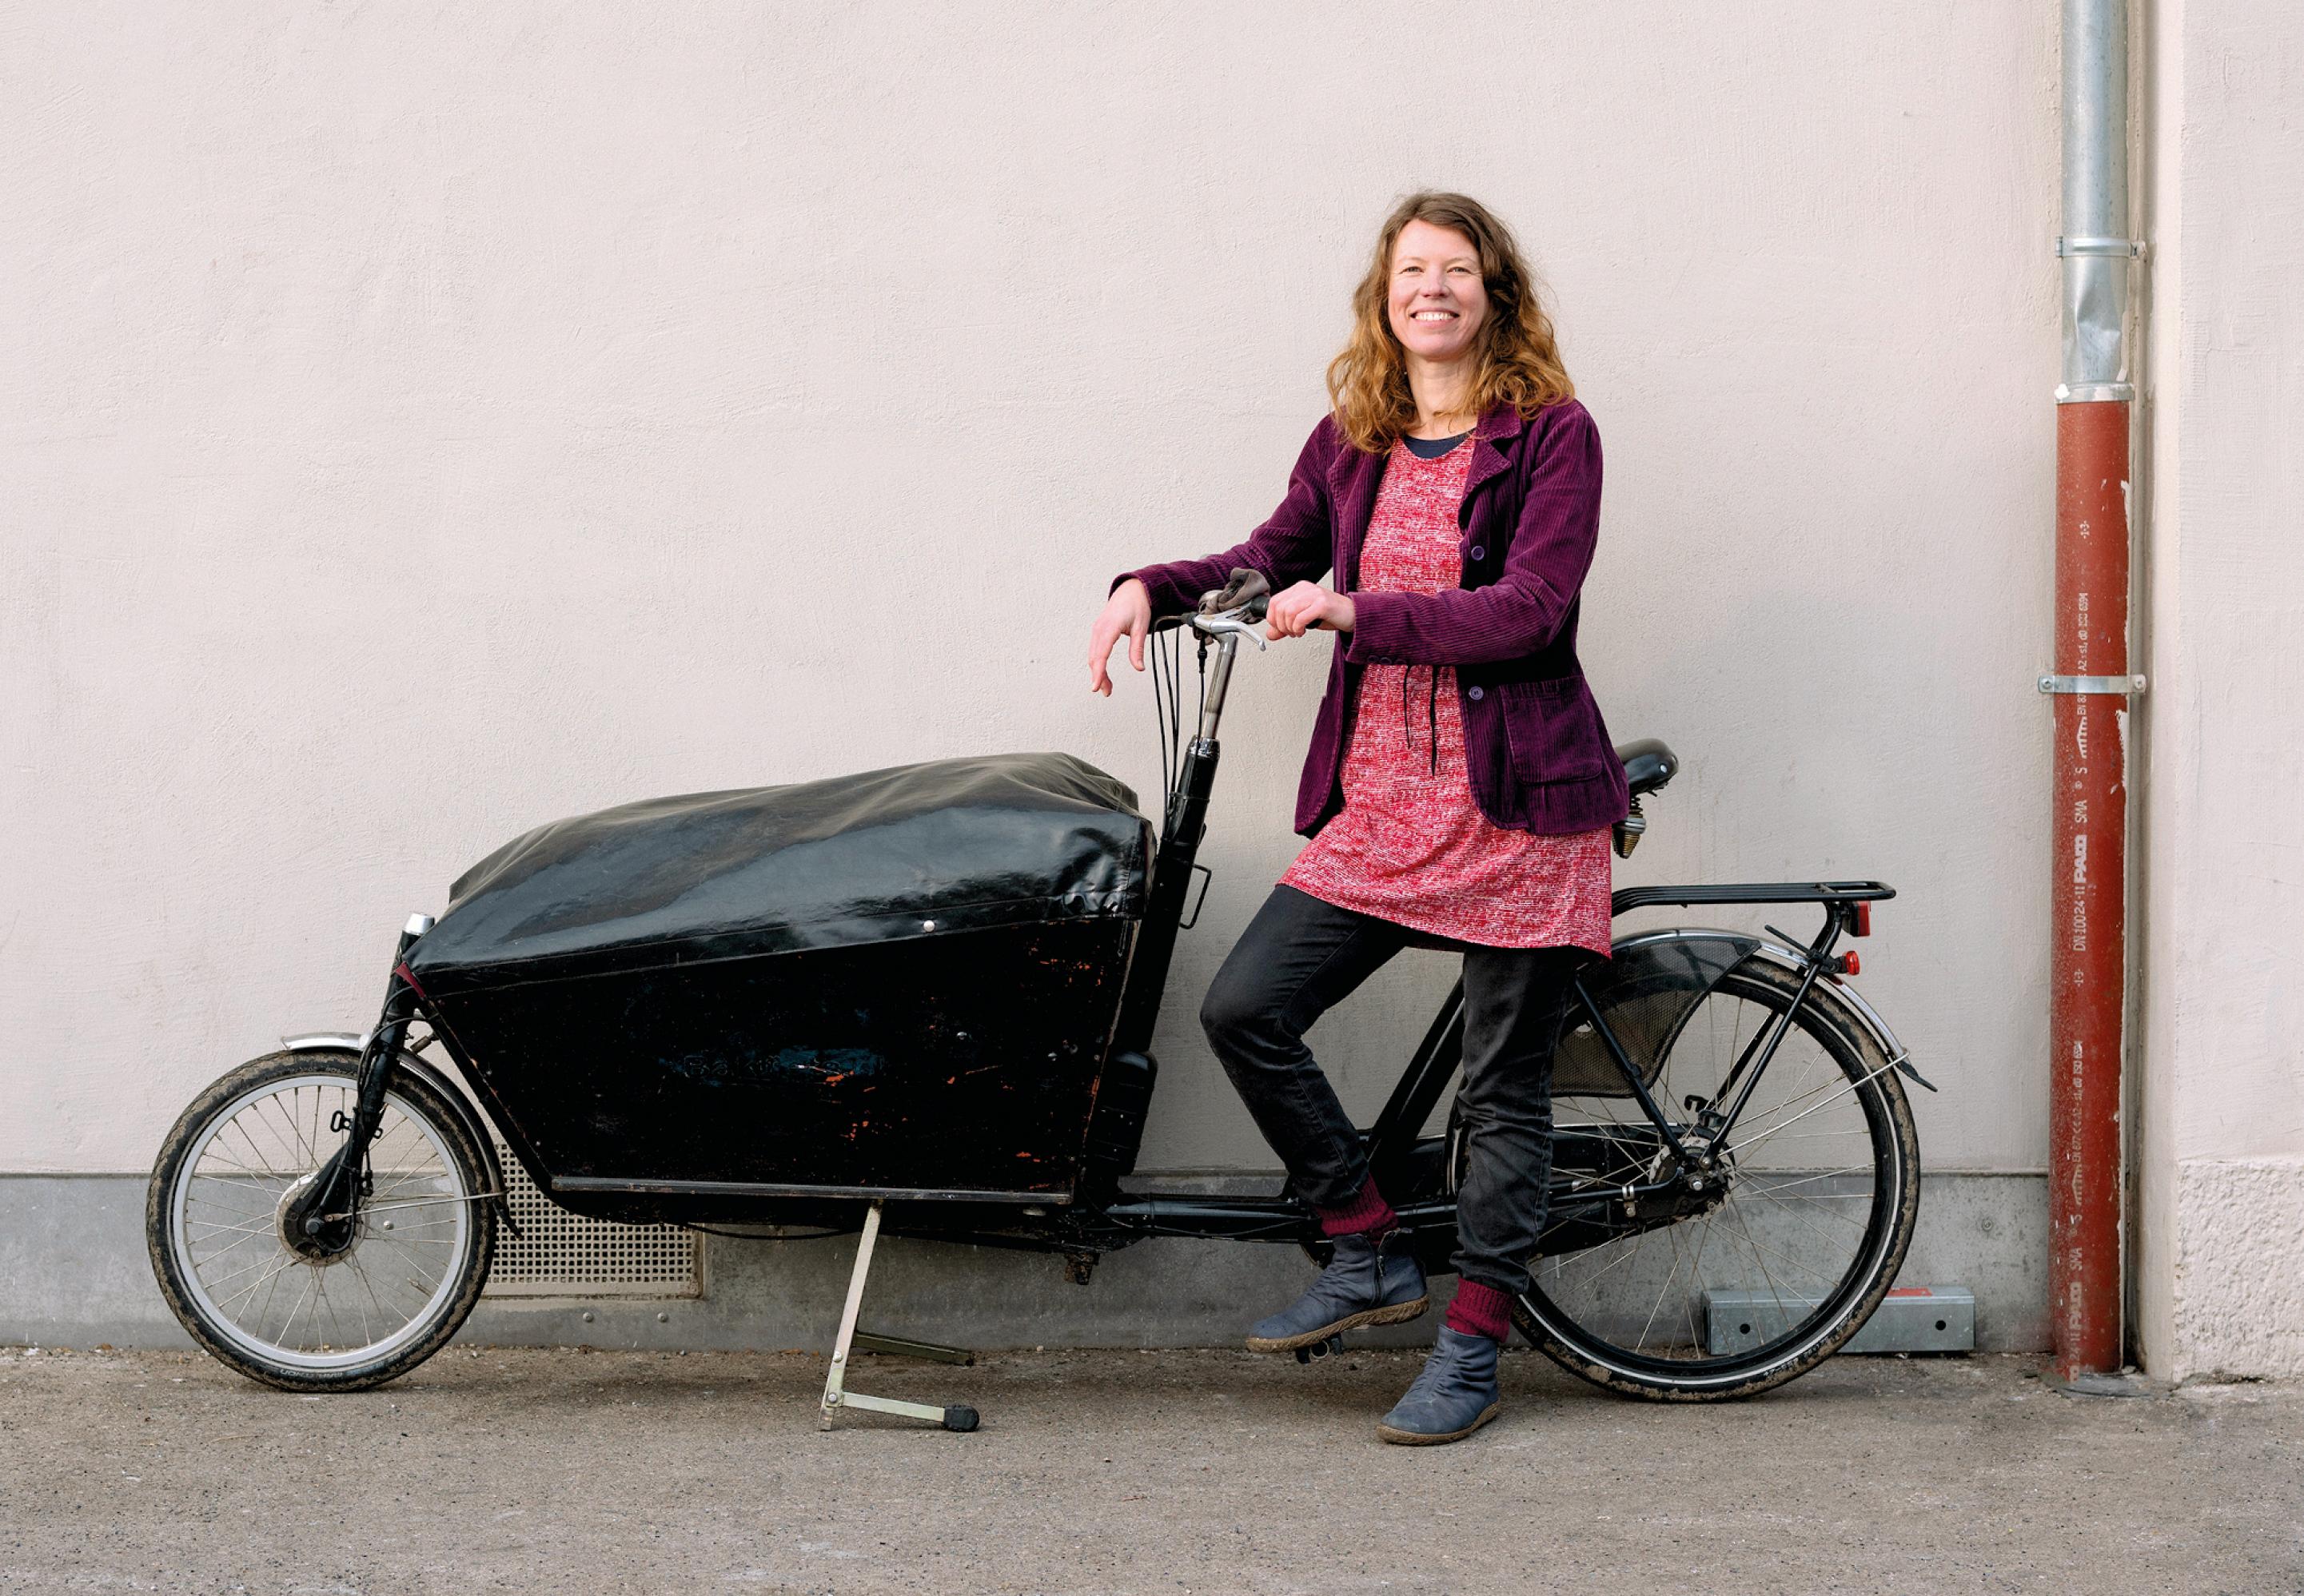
[1611,881,1895,915]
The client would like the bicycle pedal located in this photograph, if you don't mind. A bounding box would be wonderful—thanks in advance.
[1294,1334,1345,1365]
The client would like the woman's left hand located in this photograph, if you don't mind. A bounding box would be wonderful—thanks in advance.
[1266,582,1355,640]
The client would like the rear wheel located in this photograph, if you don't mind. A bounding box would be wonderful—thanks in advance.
[146,1049,495,1391]
[1511,955,1919,1400]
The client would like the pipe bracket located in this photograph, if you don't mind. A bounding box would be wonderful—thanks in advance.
[2038,674,2146,695]
[2055,381,2136,404]
[2057,236,2145,258]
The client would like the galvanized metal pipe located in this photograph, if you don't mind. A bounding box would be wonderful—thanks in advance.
[2059,0,2135,402]
[2049,0,2138,1380]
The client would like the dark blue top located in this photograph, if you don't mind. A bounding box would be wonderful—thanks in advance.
[1402,430,1470,460]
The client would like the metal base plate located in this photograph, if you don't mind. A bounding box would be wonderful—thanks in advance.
[1704,1284,1975,1356]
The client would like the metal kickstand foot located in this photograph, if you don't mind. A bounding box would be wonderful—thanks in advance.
[819,1201,981,1433]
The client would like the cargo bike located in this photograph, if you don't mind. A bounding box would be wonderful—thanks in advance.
[148,587,1930,1427]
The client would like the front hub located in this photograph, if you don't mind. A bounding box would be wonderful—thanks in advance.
[277,1170,357,1263]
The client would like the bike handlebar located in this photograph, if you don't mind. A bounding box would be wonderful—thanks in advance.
[1142,564,1329,667]
[1155,599,1272,650]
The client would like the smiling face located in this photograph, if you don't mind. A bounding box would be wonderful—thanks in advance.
[1385,218,1489,368]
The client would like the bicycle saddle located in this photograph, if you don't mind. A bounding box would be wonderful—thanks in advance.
[1616,738,1678,797]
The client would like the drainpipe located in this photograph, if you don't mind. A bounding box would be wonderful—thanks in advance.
[2046,0,2142,1382]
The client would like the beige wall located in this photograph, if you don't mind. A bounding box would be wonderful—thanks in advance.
[3,3,2061,1185]
[2135,0,2304,1379]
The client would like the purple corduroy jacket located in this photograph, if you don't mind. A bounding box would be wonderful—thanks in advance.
[1113,398,1631,839]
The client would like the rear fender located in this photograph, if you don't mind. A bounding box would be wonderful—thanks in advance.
[1609,929,1929,1092]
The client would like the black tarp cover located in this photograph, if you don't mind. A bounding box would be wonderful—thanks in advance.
[405,752,1150,997]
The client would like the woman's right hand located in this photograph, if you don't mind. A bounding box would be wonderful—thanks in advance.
[1088,579,1152,697]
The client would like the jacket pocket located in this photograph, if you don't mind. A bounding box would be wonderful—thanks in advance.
[1498,675,1608,786]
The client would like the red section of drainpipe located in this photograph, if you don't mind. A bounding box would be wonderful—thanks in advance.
[2049,398,2131,1379]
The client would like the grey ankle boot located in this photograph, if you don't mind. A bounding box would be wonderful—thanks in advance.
[1376,1325,1501,1444]
[1245,1228,1429,1353]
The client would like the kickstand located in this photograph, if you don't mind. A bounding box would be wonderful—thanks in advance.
[819,1200,980,1433]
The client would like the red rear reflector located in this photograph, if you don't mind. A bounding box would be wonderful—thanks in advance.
[1834,950,1862,977]
[1851,902,1872,937]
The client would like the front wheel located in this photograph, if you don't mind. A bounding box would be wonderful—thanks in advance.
[146,1049,496,1391]
[1512,954,1920,1400]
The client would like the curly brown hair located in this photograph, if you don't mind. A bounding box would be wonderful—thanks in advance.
[1325,191,1575,454]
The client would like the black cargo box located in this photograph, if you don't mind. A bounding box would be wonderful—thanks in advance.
[404,753,1152,1216]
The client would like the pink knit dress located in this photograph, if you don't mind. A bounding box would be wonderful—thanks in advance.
[1278,436,1613,955]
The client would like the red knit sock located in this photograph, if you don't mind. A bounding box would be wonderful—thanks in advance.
[1317,1175,1397,1240]
[1445,1280,1513,1342]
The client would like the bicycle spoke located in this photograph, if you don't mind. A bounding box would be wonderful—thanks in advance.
[185,1173,291,1200]
[203,1246,298,1296]
[1539,1225,1643,1286]
[274,1268,318,1349]
[229,1117,289,1181]
[1748,1180,1868,1235]
[346,1263,375,1346]
[345,1251,395,1327]
[265,1093,313,1170]
[216,1252,297,1316]
[191,1144,270,1178]
[315,1272,348,1350]
[1716,1203,1840,1290]
[1753,1162,1874,1196]
[355,1196,471,1216]
[1725,1061,1895,1157]
[1638,1220,1693,1351]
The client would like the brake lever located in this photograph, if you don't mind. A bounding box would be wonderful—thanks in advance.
[1191,610,1268,650]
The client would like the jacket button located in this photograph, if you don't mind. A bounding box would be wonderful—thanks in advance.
[1467,686,1485,702]
[1469,546,1485,561]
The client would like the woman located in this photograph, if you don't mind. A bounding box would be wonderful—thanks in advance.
[1086,192,1628,1445]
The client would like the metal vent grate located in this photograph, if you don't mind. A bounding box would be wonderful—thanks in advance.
[483,1143,700,1299]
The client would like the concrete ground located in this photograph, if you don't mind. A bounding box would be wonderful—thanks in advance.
[0,1346,2297,1595]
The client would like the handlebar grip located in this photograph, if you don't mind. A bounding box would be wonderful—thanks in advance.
[1198,566,1274,621]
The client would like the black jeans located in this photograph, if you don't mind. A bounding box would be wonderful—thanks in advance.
[1199,884,1585,1296]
